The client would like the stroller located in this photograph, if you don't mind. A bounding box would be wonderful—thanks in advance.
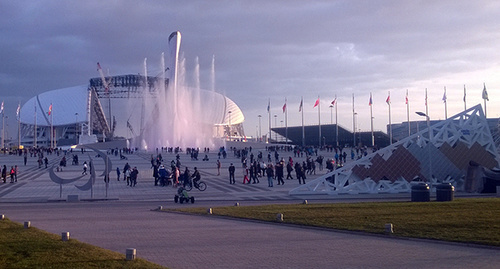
[174,186,195,204]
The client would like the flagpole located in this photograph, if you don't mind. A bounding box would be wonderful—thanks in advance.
[301,96,305,147]
[34,102,37,148]
[17,103,21,149]
[463,84,467,111]
[335,95,338,147]
[268,98,271,143]
[352,93,355,147]
[1,107,4,151]
[425,88,431,140]
[50,103,53,148]
[388,91,392,145]
[318,95,321,147]
[370,93,374,147]
[483,83,488,118]
[406,89,410,137]
[285,98,288,145]
[443,86,447,119]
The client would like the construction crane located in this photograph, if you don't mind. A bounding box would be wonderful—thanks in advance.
[97,62,113,139]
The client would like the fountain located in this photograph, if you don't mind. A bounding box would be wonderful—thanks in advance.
[136,31,217,151]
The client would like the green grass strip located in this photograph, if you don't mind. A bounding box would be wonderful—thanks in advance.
[169,198,500,246]
[0,219,166,268]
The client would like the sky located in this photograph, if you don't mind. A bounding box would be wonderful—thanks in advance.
[1,0,500,140]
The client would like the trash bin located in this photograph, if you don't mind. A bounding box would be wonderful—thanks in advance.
[436,183,454,201]
[411,183,430,202]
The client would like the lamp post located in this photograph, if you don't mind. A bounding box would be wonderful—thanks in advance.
[75,113,78,145]
[416,111,432,183]
[258,115,262,142]
[228,111,232,141]
[274,114,277,142]
[353,112,358,147]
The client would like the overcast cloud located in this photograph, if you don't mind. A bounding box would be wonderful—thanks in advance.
[1,0,499,138]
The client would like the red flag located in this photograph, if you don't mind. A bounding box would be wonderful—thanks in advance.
[331,98,336,106]
[48,104,52,115]
[299,99,303,112]
[405,93,408,104]
[313,98,320,108]
[282,103,286,113]
[369,94,373,106]
[386,94,390,105]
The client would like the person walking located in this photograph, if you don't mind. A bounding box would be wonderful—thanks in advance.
[123,162,130,181]
[266,163,274,187]
[216,160,221,176]
[9,166,15,183]
[82,161,88,175]
[251,161,260,184]
[2,165,7,183]
[286,162,294,180]
[116,167,121,181]
[276,162,284,185]
[243,168,250,184]
[130,167,139,187]
[228,163,235,184]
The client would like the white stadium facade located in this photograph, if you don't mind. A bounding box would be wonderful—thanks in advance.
[19,74,245,148]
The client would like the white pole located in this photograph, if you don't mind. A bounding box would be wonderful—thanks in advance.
[370,93,374,147]
[406,89,410,137]
[335,95,338,147]
[318,95,321,147]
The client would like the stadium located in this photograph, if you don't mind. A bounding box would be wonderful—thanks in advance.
[18,74,245,148]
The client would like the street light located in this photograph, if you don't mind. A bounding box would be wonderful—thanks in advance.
[228,111,232,141]
[353,112,358,147]
[274,114,277,142]
[75,113,78,145]
[416,111,432,183]
[258,115,262,142]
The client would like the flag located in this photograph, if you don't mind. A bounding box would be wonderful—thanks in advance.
[299,98,303,112]
[331,98,336,106]
[16,103,20,119]
[267,99,270,112]
[369,93,373,106]
[48,104,52,116]
[313,98,320,108]
[405,91,408,104]
[442,87,447,103]
[386,93,390,105]
[482,83,489,101]
[425,89,428,106]
[463,85,466,102]
[0,101,3,114]
[282,102,286,113]
[97,62,102,71]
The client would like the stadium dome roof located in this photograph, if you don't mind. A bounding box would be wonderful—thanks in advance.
[20,85,88,126]
[20,84,244,128]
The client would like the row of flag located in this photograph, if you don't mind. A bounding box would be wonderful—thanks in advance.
[0,103,53,119]
[267,84,489,113]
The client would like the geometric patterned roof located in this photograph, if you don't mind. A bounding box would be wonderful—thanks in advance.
[290,104,500,195]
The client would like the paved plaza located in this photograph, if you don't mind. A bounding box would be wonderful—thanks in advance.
[0,147,499,268]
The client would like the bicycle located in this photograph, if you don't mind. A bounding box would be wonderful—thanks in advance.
[184,180,207,191]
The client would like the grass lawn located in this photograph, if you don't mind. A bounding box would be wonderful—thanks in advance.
[168,198,500,247]
[0,218,166,268]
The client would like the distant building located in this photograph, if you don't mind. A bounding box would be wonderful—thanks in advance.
[271,124,392,148]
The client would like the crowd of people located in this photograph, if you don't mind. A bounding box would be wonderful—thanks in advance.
[1,143,362,189]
